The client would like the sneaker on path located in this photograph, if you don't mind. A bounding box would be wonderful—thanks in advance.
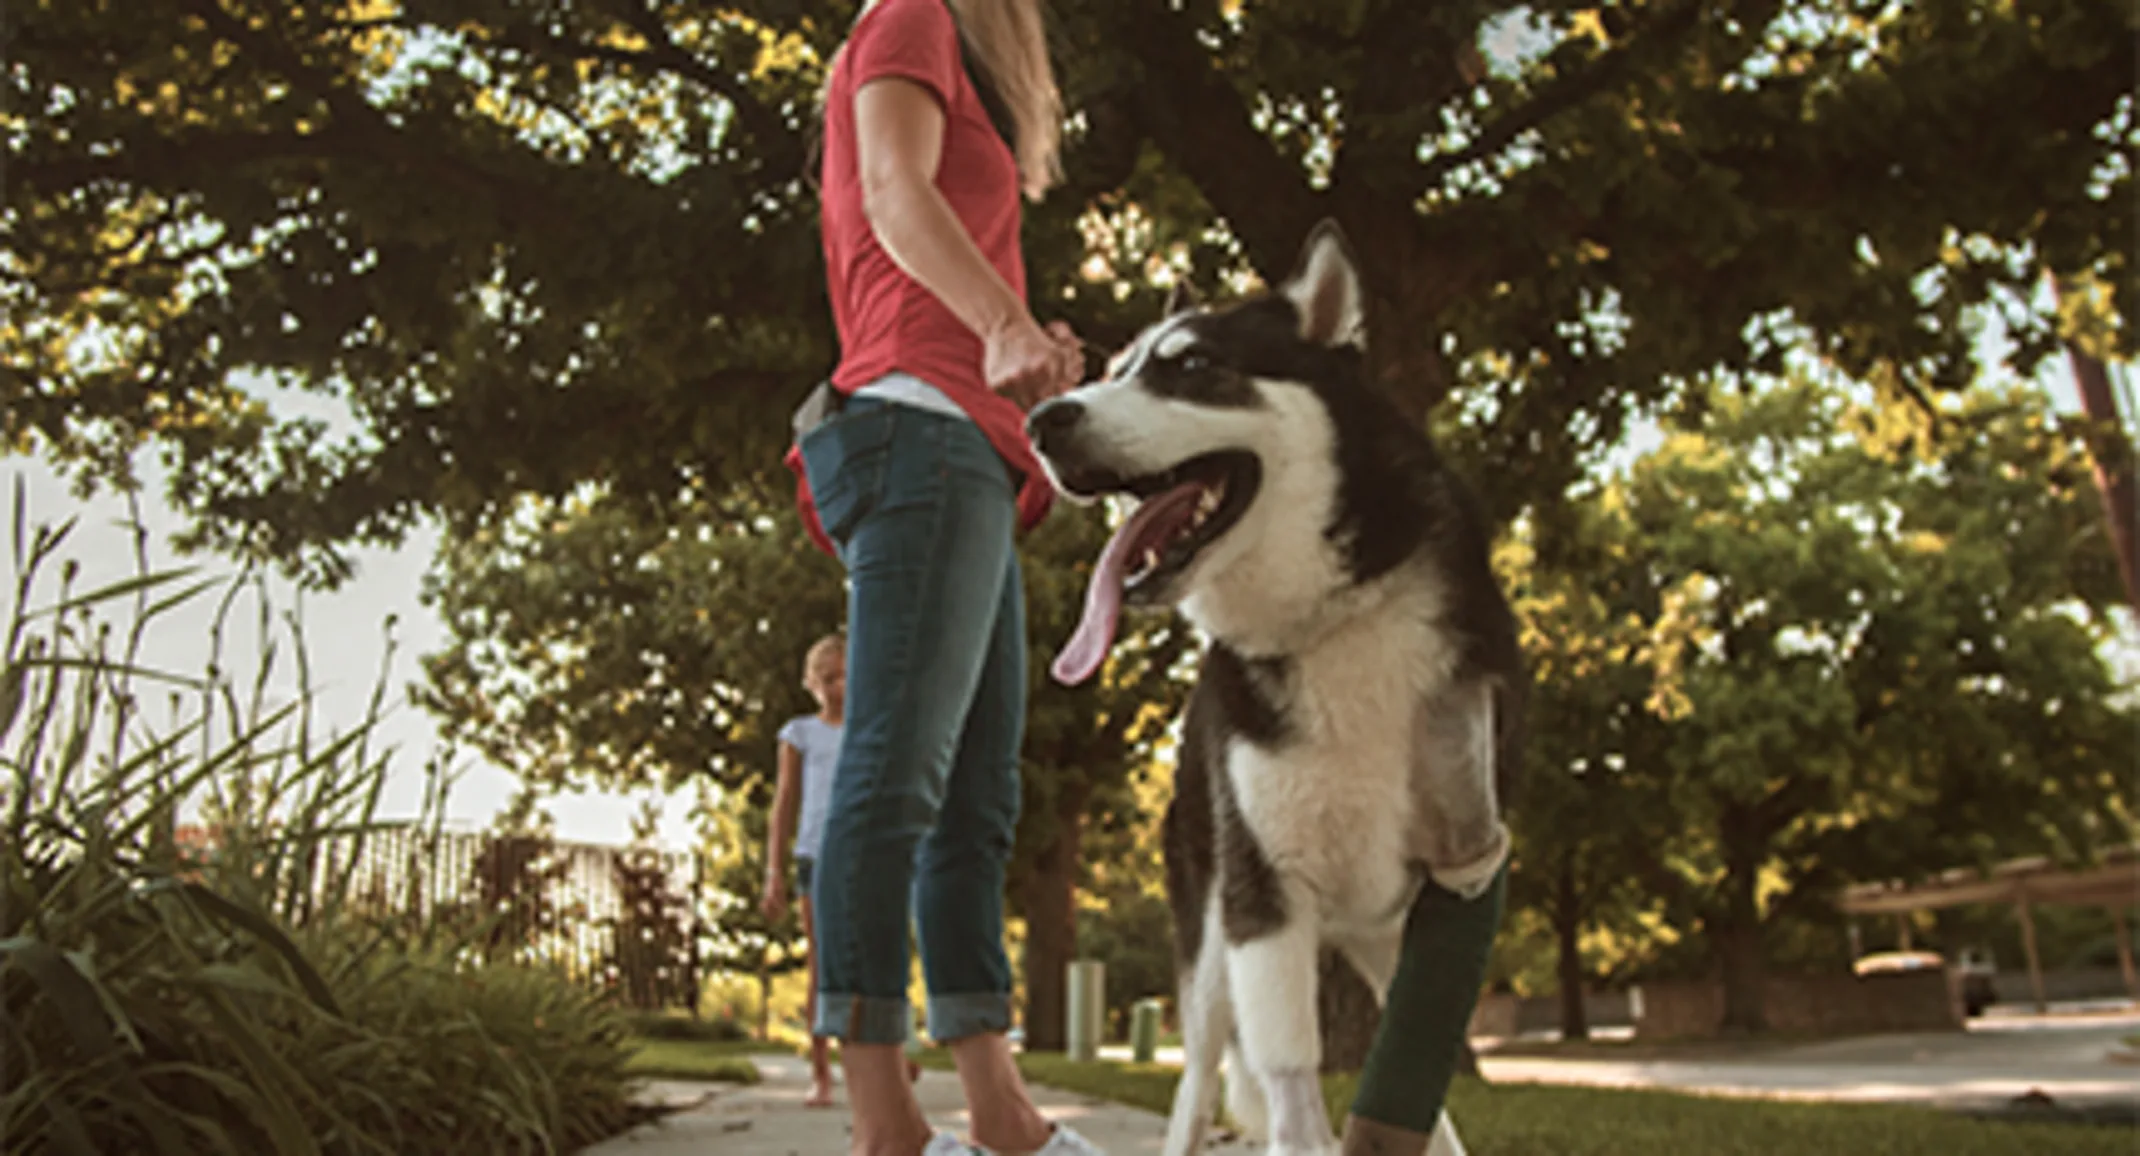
[933,1123,1107,1156]
[1029,1123,1107,1155]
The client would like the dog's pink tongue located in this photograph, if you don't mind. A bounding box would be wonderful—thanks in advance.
[1052,482,1205,686]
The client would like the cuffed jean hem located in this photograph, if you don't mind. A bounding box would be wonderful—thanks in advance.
[814,992,911,1045]
[926,990,1014,1043]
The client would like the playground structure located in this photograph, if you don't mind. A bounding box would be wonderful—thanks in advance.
[1839,844,2140,1013]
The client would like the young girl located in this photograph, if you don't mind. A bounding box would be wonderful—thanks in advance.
[762,633,847,1107]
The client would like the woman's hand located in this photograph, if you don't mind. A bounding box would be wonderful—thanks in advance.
[760,875,788,924]
[1046,320,1086,389]
[985,316,1085,410]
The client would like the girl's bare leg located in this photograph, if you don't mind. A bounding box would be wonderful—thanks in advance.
[802,898,835,1106]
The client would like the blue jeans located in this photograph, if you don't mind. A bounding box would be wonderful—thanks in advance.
[797,393,1026,1046]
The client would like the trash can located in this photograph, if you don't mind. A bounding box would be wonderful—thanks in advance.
[1065,959,1106,1061]
[1129,997,1163,1063]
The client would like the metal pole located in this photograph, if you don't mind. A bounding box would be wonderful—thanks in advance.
[1130,998,1163,1063]
[2111,905,2138,1001]
[1065,960,1106,1061]
[2016,892,2048,1013]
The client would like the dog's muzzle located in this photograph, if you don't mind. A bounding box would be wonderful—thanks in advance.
[1025,396,1085,460]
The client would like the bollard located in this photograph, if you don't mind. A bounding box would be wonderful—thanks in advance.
[1065,959,1106,1061]
[1129,997,1162,1063]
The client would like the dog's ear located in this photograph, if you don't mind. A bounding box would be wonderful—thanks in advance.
[1163,278,1203,317]
[1279,219,1365,348]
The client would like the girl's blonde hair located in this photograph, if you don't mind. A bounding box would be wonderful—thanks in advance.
[839,0,1063,201]
[803,633,846,683]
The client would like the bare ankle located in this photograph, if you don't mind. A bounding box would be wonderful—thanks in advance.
[967,1096,1051,1152]
[943,1032,1050,1149]
[842,1043,930,1154]
[850,1121,931,1156]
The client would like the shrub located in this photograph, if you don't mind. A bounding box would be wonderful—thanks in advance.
[0,497,639,1154]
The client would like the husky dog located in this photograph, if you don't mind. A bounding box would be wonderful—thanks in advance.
[1026,221,1522,1156]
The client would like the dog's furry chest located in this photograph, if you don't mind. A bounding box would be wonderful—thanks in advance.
[1221,612,1459,926]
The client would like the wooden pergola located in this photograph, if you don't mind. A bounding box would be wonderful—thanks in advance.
[1838,845,2140,1012]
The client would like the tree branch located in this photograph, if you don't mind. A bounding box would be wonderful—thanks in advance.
[1056,86,1145,205]
[602,0,801,172]
[183,0,580,235]
[1128,6,1319,281]
[1753,774,1820,837]
[1350,2,1486,154]
[1417,0,1714,193]
[11,131,347,193]
[320,14,401,36]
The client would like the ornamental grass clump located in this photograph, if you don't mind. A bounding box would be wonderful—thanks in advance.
[0,490,639,1154]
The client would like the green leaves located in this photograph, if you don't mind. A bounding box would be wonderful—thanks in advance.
[1506,372,2137,1005]
[12,0,2130,584]
[418,482,847,796]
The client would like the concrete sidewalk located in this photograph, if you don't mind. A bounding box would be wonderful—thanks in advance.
[587,1054,1240,1155]
[1473,1014,2140,1115]
[588,1012,2140,1153]
[1089,1015,2140,1115]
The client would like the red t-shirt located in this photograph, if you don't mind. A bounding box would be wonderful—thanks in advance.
[785,0,1054,557]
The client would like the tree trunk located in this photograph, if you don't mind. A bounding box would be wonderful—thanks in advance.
[1309,946,1378,1074]
[1714,807,1768,1035]
[1316,955,1485,1076]
[1714,916,1767,1035]
[1316,952,1383,1071]
[1362,270,1458,429]
[1019,783,1086,1052]
[1554,856,1590,1042]
[2051,277,2140,612]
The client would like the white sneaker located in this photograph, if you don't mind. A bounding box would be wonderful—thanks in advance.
[949,1123,1106,1156]
[1031,1124,1107,1155]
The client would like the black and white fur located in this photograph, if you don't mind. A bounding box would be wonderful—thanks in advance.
[1027,222,1523,1156]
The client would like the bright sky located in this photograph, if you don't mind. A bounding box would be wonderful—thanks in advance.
[12,459,704,849]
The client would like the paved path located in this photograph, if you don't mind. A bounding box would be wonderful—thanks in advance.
[587,1054,1246,1155]
[1475,1014,2140,1112]
[590,1012,2140,1153]
[1082,1010,2140,1113]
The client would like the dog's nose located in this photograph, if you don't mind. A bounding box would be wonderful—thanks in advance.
[1025,398,1085,455]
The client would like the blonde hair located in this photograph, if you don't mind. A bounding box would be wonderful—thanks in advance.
[840,0,1063,201]
[803,633,846,683]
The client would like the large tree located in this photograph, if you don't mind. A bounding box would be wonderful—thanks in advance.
[1498,508,1672,1039]
[11,0,2130,565]
[11,0,2131,1061]
[1509,374,2134,1033]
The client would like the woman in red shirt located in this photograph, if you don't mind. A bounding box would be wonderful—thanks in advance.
[788,0,1096,1152]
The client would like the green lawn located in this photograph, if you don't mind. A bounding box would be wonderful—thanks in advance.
[959,1053,2125,1156]
[623,1037,776,1084]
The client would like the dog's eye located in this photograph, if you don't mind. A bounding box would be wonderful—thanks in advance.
[1173,351,1211,373]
